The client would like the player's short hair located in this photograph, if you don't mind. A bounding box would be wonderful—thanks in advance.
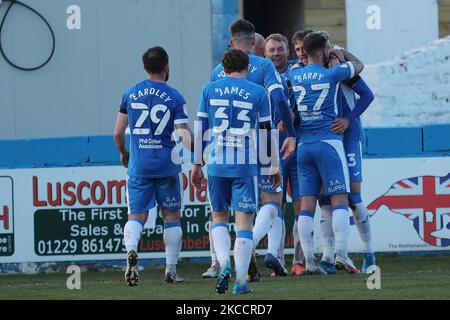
[142,46,168,74]
[230,19,255,40]
[221,48,249,74]
[303,32,328,55]
[291,29,314,44]
[265,33,289,49]
[316,30,330,41]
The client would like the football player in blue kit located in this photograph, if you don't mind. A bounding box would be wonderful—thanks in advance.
[191,48,281,295]
[253,32,267,58]
[114,46,193,286]
[318,48,376,274]
[202,19,296,280]
[264,33,303,276]
[291,29,314,67]
[286,32,364,274]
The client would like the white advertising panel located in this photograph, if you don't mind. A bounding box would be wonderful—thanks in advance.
[0,157,448,266]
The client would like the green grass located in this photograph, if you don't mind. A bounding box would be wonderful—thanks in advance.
[0,255,449,300]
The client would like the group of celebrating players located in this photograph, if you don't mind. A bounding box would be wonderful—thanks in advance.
[114,18,376,295]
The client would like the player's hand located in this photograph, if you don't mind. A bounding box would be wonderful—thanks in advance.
[190,165,204,188]
[120,150,129,168]
[301,55,308,66]
[277,121,286,133]
[331,118,350,134]
[329,48,345,68]
[268,168,281,189]
[331,47,345,60]
[328,54,342,68]
[280,137,296,160]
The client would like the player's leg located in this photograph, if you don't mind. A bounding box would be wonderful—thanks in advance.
[231,177,257,295]
[277,212,286,267]
[329,194,359,273]
[346,139,376,273]
[318,195,336,274]
[156,174,184,283]
[296,143,326,275]
[246,175,281,281]
[124,176,153,286]
[350,182,376,272]
[319,140,359,274]
[161,209,183,282]
[268,203,285,277]
[291,200,305,275]
[253,188,282,248]
[202,219,220,278]
[270,157,292,275]
[285,157,305,275]
[207,176,232,293]
[298,196,325,274]
[259,190,288,276]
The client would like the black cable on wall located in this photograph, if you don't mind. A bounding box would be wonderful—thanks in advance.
[0,0,55,71]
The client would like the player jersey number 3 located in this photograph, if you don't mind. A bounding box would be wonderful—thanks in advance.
[211,99,252,135]
[131,103,170,135]
[293,83,330,111]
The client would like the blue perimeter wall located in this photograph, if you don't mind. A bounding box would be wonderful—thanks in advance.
[211,0,239,66]
[0,125,450,169]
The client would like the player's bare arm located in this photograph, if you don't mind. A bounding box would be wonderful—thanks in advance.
[175,123,194,152]
[342,49,364,75]
[113,112,129,168]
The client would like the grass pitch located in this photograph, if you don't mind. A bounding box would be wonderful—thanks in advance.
[0,254,449,300]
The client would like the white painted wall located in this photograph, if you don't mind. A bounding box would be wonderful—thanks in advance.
[0,0,212,139]
[361,36,450,127]
[346,0,439,64]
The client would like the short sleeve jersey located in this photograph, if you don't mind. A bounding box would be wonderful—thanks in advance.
[119,79,188,178]
[286,62,355,143]
[197,77,271,178]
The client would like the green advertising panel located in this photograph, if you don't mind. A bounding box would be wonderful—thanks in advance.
[34,205,296,256]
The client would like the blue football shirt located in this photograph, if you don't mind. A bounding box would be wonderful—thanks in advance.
[211,52,283,99]
[119,79,188,178]
[286,62,355,143]
[197,77,272,178]
[338,83,362,141]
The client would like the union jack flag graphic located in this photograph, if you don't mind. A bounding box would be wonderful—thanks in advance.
[367,174,450,247]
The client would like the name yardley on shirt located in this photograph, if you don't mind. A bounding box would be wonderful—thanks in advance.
[129,88,173,103]
[214,86,251,99]
[294,72,325,83]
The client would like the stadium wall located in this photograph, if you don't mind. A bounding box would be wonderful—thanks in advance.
[0,126,449,273]
[0,0,213,139]
[361,36,450,127]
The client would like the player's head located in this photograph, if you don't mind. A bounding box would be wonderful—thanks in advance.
[229,19,256,51]
[303,31,331,66]
[253,32,266,57]
[265,33,289,71]
[292,29,314,63]
[221,48,249,75]
[142,46,169,81]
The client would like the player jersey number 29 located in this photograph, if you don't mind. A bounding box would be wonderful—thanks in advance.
[131,103,170,135]
[293,83,330,111]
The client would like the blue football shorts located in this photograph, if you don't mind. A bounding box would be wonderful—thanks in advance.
[207,175,257,213]
[281,151,299,202]
[126,174,183,214]
[343,137,363,183]
[297,139,350,197]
